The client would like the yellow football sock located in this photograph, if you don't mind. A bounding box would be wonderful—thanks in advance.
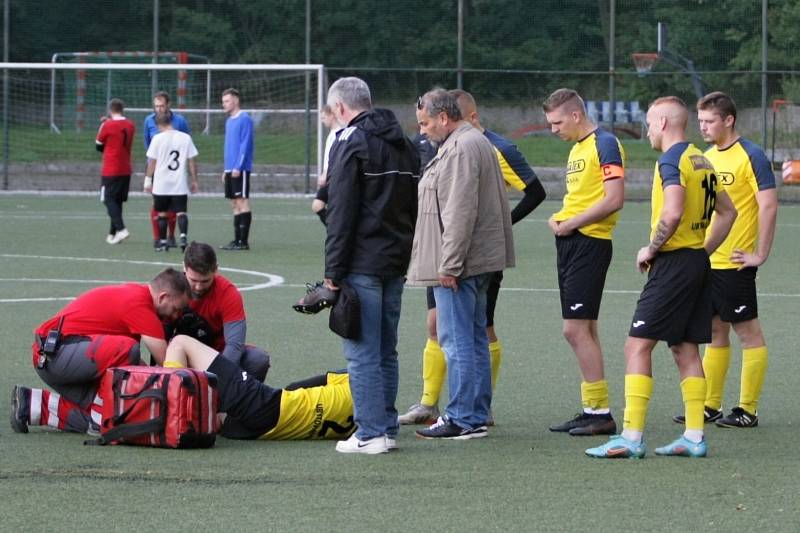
[489,340,502,391]
[163,360,185,369]
[421,338,446,407]
[681,376,707,431]
[702,345,731,411]
[740,346,768,413]
[581,379,610,412]
[622,374,652,432]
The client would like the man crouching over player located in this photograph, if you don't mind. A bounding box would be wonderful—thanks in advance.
[164,335,368,447]
[178,241,271,382]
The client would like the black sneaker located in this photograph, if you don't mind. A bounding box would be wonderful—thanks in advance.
[293,281,339,314]
[549,412,616,436]
[569,413,616,436]
[167,237,177,249]
[715,407,758,428]
[179,234,188,253]
[221,240,249,251]
[415,417,487,440]
[155,240,169,252]
[672,406,722,425]
[10,385,30,434]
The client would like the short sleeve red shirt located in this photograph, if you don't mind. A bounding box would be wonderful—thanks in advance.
[35,284,165,340]
[96,117,135,177]
[188,275,246,351]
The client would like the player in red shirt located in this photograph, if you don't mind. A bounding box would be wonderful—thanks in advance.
[96,98,135,245]
[176,241,271,381]
[10,268,191,435]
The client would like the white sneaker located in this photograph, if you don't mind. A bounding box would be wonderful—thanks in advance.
[110,228,130,244]
[105,234,115,244]
[335,434,389,455]
[386,437,398,451]
[398,403,440,425]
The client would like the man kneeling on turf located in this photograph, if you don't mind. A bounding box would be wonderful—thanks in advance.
[164,335,369,446]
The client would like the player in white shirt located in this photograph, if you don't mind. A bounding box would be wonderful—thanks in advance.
[311,105,343,225]
[145,113,199,252]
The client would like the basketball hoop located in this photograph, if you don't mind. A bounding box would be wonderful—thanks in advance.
[632,53,659,77]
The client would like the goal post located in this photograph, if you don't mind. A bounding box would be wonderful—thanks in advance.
[49,51,212,134]
[0,62,325,193]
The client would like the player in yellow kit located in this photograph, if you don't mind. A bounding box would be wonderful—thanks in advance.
[543,88,624,436]
[587,96,737,459]
[672,91,777,428]
[164,335,361,444]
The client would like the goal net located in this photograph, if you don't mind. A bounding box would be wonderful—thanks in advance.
[0,62,325,193]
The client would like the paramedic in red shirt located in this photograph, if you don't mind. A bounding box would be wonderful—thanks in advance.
[179,241,271,381]
[10,268,191,435]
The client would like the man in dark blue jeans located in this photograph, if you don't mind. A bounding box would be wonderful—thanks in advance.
[323,76,419,454]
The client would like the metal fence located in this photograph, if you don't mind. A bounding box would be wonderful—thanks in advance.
[2,0,799,192]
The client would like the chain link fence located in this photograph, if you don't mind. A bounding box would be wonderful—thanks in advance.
[2,0,799,195]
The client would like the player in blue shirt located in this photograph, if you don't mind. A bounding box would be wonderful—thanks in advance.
[220,88,255,251]
[143,91,192,249]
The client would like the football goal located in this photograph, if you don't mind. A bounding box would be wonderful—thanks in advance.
[0,61,325,193]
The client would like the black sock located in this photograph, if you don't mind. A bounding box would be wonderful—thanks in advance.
[157,216,168,241]
[177,213,188,236]
[239,212,252,244]
[233,214,242,242]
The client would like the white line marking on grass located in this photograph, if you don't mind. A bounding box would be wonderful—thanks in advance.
[0,254,284,302]
[0,278,130,284]
[279,283,799,298]
[0,297,76,303]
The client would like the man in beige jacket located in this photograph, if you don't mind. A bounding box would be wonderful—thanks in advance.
[408,88,514,440]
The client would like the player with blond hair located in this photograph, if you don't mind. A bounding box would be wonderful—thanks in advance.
[542,88,624,436]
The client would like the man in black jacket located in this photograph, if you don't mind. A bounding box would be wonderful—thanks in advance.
[323,76,419,454]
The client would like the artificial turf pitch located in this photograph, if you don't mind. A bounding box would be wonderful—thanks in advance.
[1,195,798,532]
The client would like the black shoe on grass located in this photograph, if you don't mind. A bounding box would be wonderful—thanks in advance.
[549,412,616,436]
[221,240,249,251]
[416,417,487,440]
[715,407,758,428]
[10,385,30,434]
[672,406,722,425]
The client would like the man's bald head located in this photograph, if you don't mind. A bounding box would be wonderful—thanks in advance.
[449,89,480,129]
[450,89,476,115]
[646,96,689,151]
[648,96,688,129]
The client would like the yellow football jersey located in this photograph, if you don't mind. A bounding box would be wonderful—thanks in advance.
[650,142,718,251]
[705,138,776,269]
[553,128,625,239]
[260,372,355,440]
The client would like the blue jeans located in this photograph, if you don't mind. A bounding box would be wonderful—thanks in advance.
[434,273,492,429]
[341,273,404,440]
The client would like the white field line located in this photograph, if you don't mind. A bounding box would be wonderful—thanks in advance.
[0,254,283,303]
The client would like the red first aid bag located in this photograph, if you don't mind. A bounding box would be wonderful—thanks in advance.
[91,366,219,448]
